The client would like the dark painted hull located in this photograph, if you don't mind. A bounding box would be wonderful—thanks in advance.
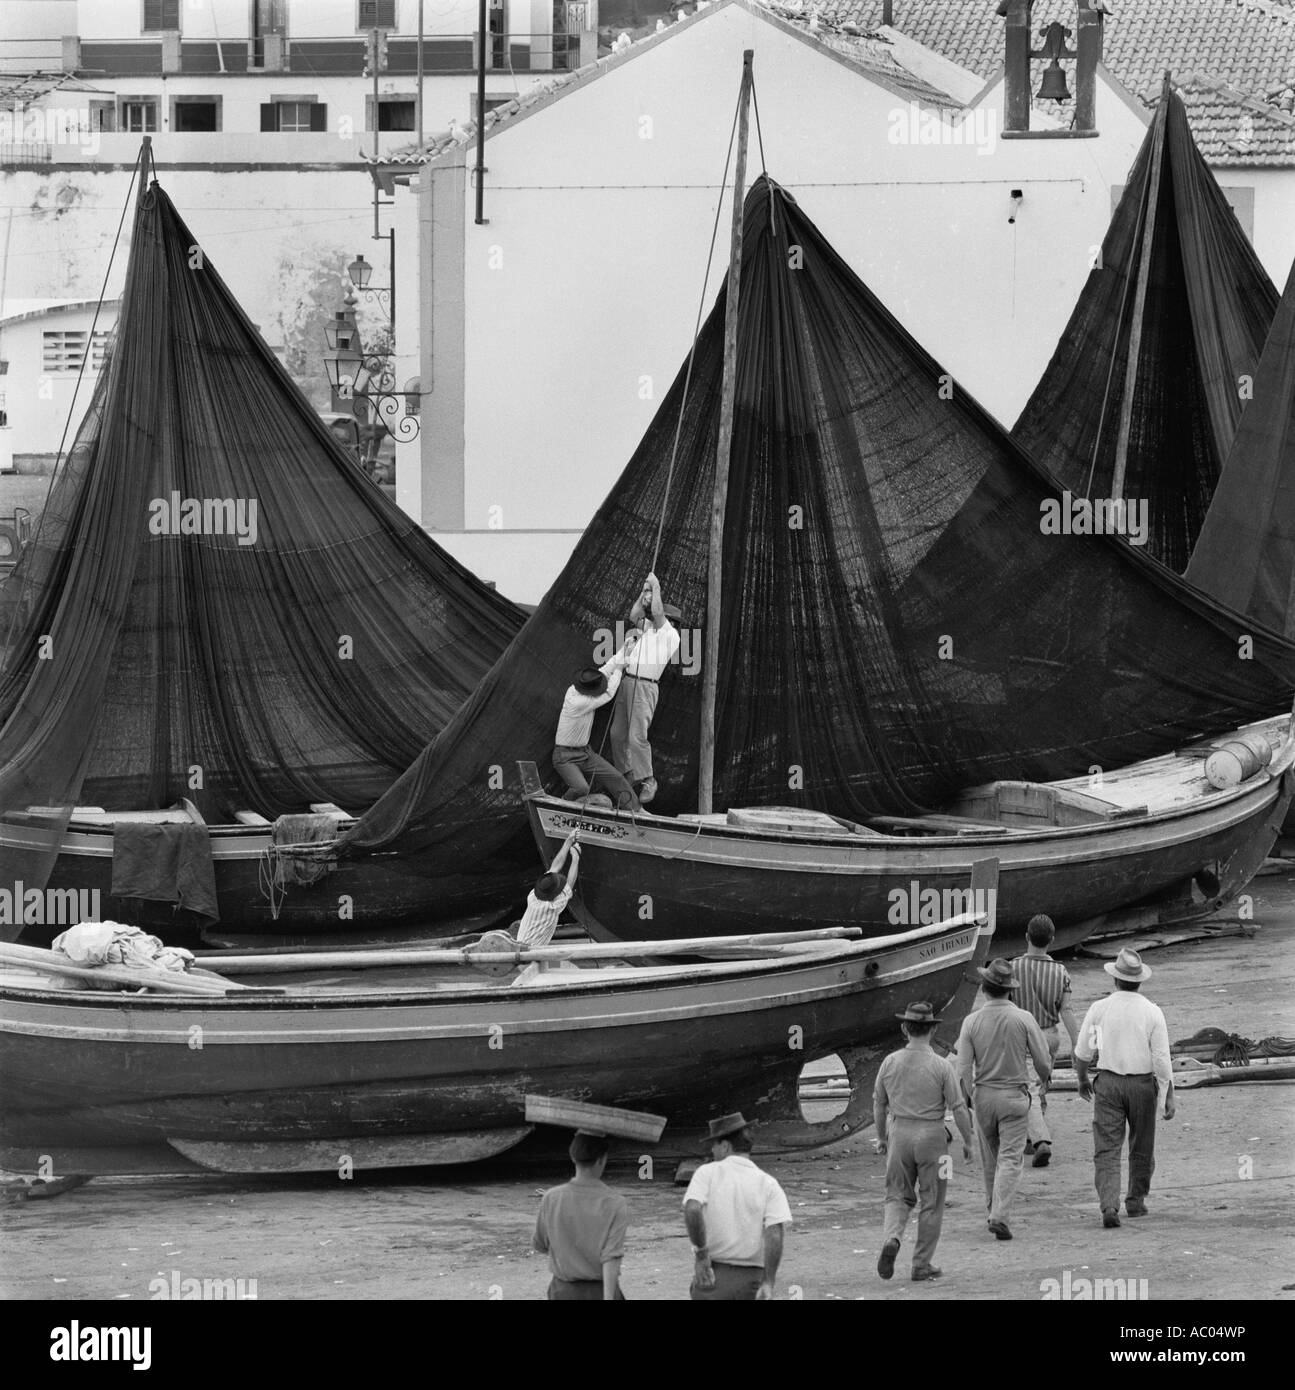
[0,818,525,943]
[0,917,984,1173]
[526,765,1293,954]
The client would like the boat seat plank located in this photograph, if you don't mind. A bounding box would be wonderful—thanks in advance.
[309,803,352,819]
[234,810,272,826]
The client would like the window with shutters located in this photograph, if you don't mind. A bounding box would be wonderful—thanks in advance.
[357,0,397,30]
[172,97,221,132]
[121,99,158,133]
[89,100,117,133]
[142,0,181,32]
[42,331,112,374]
[261,101,328,133]
[0,391,7,428]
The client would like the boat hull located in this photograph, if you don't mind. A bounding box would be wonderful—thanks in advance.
[526,768,1293,953]
[0,920,982,1173]
[0,817,524,943]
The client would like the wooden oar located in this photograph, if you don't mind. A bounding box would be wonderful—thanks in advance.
[0,943,242,997]
[196,925,877,975]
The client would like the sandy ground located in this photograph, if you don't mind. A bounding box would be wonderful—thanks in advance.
[3,877,1294,1304]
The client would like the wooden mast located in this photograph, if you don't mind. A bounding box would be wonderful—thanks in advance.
[1110,71,1170,501]
[698,50,754,816]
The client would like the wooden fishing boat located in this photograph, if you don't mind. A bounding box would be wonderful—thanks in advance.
[0,805,510,945]
[522,717,1295,954]
[0,897,992,1177]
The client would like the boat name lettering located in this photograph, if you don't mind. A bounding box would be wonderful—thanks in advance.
[548,814,629,840]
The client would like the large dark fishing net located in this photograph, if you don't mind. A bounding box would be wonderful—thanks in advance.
[341,176,1295,920]
[1012,87,1277,573]
[0,178,524,921]
[1187,257,1295,638]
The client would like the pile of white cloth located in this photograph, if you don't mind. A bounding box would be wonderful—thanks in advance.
[51,921,195,974]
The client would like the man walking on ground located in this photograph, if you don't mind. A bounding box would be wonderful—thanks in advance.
[1073,947,1175,1228]
[955,958,1052,1241]
[533,1131,629,1299]
[553,633,642,811]
[683,1112,791,1300]
[611,572,681,806]
[873,1001,974,1283]
[1011,914,1080,1169]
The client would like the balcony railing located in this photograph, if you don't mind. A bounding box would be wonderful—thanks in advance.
[59,33,585,78]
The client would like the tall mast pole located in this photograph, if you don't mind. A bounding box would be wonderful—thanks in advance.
[698,50,754,816]
[475,0,488,224]
[1111,70,1169,501]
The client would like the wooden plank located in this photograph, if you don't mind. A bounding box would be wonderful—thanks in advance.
[524,1095,666,1142]
[233,810,271,826]
[0,942,243,996]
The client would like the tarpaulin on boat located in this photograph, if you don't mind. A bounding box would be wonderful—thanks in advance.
[340,176,1295,915]
[1186,256,1295,637]
[0,177,524,907]
[1011,85,1277,573]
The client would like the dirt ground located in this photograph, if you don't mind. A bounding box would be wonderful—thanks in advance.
[3,876,1294,1303]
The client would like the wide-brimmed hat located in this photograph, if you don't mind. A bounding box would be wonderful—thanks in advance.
[1104,947,1152,983]
[573,666,608,696]
[703,1112,749,1146]
[896,1001,942,1024]
[533,871,566,902]
[979,958,1019,989]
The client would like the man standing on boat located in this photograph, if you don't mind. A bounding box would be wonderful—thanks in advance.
[1011,914,1080,1169]
[1073,948,1175,1228]
[873,1001,973,1282]
[533,1130,630,1299]
[955,958,1052,1241]
[684,1112,791,1300]
[610,572,681,806]
[553,634,642,811]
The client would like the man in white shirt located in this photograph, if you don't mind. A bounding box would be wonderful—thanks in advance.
[683,1112,791,1300]
[611,572,681,806]
[1073,948,1176,1228]
[553,634,641,811]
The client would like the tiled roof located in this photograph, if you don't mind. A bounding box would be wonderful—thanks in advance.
[377,0,963,168]
[812,0,1295,162]
[1174,72,1295,164]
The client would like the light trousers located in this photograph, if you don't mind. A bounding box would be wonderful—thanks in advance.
[1026,1025,1062,1146]
[974,1086,1030,1224]
[881,1117,949,1272]
[610,677,659,784]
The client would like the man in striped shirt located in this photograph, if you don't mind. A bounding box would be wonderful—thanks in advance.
[1011,914,1079,1168]
[515,830,581,949]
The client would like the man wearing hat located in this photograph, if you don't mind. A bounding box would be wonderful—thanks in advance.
[534,1130,630,1299]
[955,958,1052,1241]
[1073,948,1175,1228]
[553,632,642,810]
[873,1001,973,1282]
[611,572,682,806]
[683,1112,792,1300]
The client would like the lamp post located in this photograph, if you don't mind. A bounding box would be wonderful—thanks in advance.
[348,243,395,328]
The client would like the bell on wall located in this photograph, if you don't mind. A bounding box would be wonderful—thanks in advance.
[1037,59,1071,101]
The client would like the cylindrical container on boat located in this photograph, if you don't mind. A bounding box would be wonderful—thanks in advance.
[1204,732,1273,790]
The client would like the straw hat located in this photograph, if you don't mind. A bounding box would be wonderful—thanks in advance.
[1104,947,1152,983]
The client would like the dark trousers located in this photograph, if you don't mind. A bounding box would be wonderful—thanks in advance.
[1092,1071,1157,1210]
[547,1277,624,1300]
[689,1263,763,1301]
[552,744,640,810]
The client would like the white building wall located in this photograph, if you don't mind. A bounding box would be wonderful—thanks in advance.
[1225,167,1295,288]
[420,5,1155,602]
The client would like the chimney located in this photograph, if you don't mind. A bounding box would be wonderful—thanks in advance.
[1001,0,1032,134]
[882,1,894,25]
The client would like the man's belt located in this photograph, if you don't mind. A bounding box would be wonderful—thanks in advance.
[625,673,658,683]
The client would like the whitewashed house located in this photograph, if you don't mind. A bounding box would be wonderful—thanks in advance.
[385,0,1160,602]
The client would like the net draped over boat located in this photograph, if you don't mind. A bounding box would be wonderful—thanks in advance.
[0,179,524,915]
[1011,86,1278,573]
[1186,257,1295,638]
[341,176,1295,913]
